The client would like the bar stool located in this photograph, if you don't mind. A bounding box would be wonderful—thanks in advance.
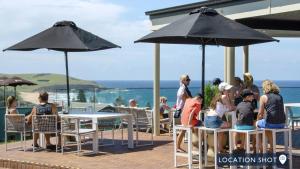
[264,128,292,169]
[229,128,266,169]
[173,125,198,169]
[197,126,230,169]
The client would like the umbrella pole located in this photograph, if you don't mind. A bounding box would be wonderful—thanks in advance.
[14,86,17,98]
[3,86,5,107]
[201,44,205,108]
[64,51,71,111]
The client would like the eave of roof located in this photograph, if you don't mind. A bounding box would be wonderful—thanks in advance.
[145,0,263,16]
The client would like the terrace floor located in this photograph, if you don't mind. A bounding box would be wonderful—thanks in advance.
[1,129,300,169]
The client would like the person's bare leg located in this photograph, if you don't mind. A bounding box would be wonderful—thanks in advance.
[177,130,186,152]
[45,134,51,145]
[266,131,273,152]
[192,128,199,149]
[252,135,257,153]
[34,133,39,146]
[239,133,245,150]
[218,132,225,152]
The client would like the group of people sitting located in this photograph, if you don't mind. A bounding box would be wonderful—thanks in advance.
[6,92,60,150]
[175,73,286,153]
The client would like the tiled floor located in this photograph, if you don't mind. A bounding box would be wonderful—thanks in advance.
[1,130,300,169]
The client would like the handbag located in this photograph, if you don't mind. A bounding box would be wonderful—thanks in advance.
[173,109,182,118]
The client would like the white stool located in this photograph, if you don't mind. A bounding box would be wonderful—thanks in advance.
[197,126,230,169]
[264,128,292,169]
[229,129,266,169]
[173,125,198,169]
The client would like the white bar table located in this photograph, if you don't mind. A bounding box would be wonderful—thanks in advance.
[60,112,134,153]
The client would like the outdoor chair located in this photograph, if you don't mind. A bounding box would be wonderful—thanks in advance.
[173,125,198,169]
[61,117,96,156]
[285,106,300,130]
[160,110,174,136]
[119,107,153,146]
[116,106,132,144]
[263,127,292,169]
[5,114,31,151]
[197,126,230,169]
[32,115,59,152]
[97,109,118,147]
[228,129,266,169]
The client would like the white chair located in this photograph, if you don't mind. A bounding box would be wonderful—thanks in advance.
[264,127,292,169]
[118,107,153,146]
[116,106,132,145]
[285,107,300,130]
[160,110,174,136]
[132,108,153,146]
[61,117,96,155]
[32,115,59,152]
[173,125,197,169]
[229,128,266,169]
[5,114,31,151]
[97,109,117,147]
[197,126,230,169]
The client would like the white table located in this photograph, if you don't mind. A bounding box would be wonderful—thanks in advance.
[60,112,134,153]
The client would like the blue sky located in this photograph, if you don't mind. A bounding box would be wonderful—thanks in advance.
[0,0,299,81]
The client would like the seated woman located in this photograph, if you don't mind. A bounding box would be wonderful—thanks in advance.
[204,92,231,153]
[160,96,171,119]
[6,96,18,114]
[256,80,286,152]
[234,89,256,151]
[176,93,203,152]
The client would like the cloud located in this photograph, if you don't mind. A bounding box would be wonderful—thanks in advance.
[0,0,152,80]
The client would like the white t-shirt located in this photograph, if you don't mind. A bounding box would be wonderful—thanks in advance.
[215,102,230,117]
[176,84,186,110]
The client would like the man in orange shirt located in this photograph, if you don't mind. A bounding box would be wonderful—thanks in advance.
[176,93,203,152]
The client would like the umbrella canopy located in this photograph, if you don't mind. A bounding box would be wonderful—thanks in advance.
[3,21,120,109]
[136,7,278,106]
[0,76,36,105]
[136,7,277,46]
[4,21,120,51]
[3,76,36,87]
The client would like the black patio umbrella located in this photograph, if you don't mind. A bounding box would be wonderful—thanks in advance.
[135,7,278,105]
[3,21,120,109]
[0,76,36,106]
[5,76,37,97]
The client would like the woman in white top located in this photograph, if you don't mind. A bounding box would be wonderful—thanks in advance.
[176,74,192,112]
[204,82,235,152]
[6,96,18,114]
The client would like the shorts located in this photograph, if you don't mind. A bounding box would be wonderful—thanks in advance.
[204,116,223,128]
[194,120,202,127]
[235,125,254,130]
[256,119,285,129]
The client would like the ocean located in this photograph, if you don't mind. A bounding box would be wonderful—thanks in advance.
[80,80,300,108]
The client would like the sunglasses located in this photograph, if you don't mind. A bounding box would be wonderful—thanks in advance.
[186,78,191,81]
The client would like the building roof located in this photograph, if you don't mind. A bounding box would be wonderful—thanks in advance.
[145,0,262,16]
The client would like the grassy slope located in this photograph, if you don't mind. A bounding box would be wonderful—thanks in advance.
[0,73,103,92]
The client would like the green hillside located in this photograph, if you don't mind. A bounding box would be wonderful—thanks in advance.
[0,73,103,92]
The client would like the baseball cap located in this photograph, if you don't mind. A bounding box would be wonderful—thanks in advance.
[218,82,233,92]
[241,89,254,98]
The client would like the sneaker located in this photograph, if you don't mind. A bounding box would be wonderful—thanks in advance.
[32,144,40,148]
[46,144,57,150]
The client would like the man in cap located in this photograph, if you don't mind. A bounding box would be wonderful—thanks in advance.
[233,89,256,151]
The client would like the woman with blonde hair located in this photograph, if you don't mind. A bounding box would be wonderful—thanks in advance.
[6,96,18,114]
[256,80,286,151]
[174,74,192,118]
[243,72,260,108]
